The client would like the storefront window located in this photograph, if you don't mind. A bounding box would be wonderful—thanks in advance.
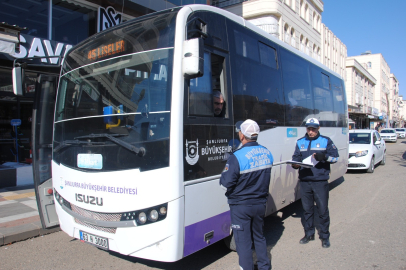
[52,0,96,45]
[0,0,49,39]
[0,0,96,45]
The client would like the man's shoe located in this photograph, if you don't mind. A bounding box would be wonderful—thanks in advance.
[321,238,330,248]
[299,235,315,244]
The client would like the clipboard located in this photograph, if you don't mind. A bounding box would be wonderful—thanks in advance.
[273,160,315,168]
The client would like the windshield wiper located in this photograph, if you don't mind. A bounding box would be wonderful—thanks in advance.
[54,140,105,153]
[75,133,146,156]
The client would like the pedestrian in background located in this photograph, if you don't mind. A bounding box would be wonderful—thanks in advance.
[291,118,339,248]
[220,119,273,270]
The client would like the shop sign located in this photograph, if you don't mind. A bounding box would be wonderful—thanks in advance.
[372,107,379,116]
[98,6,122,33]
[11,119,21,126]
[7,34,72,65]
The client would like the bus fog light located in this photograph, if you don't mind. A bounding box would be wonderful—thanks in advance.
[149,210,159,221]
[159,206,167,215]
[138,212,147,224]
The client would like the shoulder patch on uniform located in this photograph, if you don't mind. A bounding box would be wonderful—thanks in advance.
[332,144,336,149]
[223,164,229,173]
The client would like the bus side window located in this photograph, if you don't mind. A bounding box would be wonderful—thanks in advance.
[211,54,227,118]
[189,52,212,116]
[311,68,334,126]
[231,26,284,127]
[280,48,314,126]
[330,76,346,127]
[188,52,227,118]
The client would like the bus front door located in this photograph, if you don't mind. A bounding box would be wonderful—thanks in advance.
[32,75,59,228]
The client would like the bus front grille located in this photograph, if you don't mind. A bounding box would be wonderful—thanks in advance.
[71,204,122,221]
[74,218,117,234]
[71,204,122,234]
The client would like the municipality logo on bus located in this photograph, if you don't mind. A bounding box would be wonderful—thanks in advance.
[185,139,199,165]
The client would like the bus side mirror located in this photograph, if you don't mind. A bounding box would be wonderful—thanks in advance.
[12,66,25,96]
[182,38,204,79]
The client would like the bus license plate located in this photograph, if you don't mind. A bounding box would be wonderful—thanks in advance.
[80,231,109,250]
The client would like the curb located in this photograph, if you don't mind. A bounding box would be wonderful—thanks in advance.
[1,226,61,246]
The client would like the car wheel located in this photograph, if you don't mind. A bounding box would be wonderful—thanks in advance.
[367,156,375,173]
[380,151,386,165]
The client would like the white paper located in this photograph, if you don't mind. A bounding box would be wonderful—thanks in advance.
[303,155,319,166]
[274,160,314,168]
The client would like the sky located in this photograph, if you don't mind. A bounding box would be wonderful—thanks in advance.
[322,0,406,98]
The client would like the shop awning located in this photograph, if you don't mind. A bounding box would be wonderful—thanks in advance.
[0,39,16,54]
[0,22,27,54]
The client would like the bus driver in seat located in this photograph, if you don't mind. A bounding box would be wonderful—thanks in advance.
[213,90,226,117]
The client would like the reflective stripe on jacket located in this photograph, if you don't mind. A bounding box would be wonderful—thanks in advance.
[220,142,273,205]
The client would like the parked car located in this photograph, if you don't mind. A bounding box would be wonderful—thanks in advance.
[348,130,386,173]
[379,128,398,142]
[395,128,406,139]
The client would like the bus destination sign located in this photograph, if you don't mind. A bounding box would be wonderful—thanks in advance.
[87,40,125,61]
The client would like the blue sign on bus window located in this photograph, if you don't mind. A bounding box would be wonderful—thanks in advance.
[287,128,297,137]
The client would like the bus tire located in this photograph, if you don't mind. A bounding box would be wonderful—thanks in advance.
[223,234,237,251]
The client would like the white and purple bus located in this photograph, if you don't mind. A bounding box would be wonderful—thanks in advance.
[16,4,348,262]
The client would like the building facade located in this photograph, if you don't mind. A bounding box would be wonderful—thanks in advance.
[321,23,346,80]
[345,57,377,129]
[350,52,393,128]
[399,96,406,128]
[0,0,206,164]
[389,74,401,127]
[218,0,325,63]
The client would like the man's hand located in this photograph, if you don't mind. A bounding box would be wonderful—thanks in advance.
[291,164,300,169]
[314,152,327,161]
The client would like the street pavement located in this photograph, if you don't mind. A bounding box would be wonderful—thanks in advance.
[0,140,405,270]
[0,184,59,246]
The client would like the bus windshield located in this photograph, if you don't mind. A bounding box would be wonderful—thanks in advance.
[53,11,177,172]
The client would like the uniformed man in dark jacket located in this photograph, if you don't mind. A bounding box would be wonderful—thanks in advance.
[220,119,273,270]
[291,118,339,248]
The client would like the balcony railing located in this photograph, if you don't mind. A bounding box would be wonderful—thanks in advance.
[256,23,280,37]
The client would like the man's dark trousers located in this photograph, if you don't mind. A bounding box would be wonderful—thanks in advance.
[300,180,330,239]
[230,204,270,270]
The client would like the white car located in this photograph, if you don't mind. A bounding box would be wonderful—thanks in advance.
[379,128,398,142]
[395,128,406,139]
[348,130,386,173]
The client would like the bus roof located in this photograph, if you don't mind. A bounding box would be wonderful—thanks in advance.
[182,4,343,80]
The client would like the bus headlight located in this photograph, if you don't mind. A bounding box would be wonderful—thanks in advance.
[138,212,147,224]
[120,203,168,225]
[159,206,167,215]
[149,210,159,222]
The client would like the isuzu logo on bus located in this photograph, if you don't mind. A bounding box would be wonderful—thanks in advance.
[75,193,103,206]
